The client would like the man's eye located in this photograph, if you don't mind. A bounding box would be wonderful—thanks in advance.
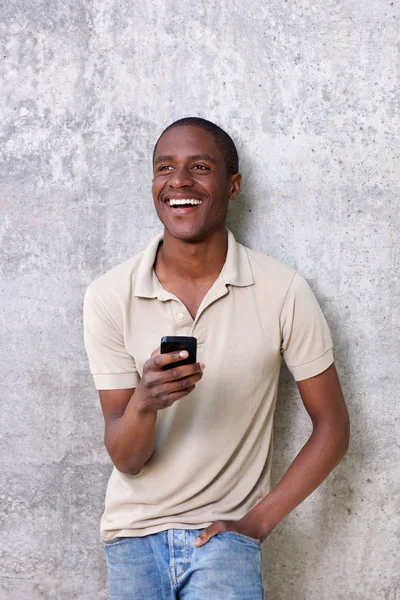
[158,165,173,171]
[193,164,209,170]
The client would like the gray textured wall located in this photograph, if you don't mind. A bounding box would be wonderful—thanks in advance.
[1,1,399,599]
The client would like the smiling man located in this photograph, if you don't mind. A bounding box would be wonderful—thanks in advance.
[84,117,350,599]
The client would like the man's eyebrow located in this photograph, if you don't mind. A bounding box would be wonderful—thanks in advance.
[154,153,217,165]
[188,154,217,165]
[154,155,175,164]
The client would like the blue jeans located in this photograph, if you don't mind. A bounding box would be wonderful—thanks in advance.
[104,528,264,599]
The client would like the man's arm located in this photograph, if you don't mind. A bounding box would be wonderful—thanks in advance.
[99,349,205,475]
[99,387,157,475]
[195,363,350,545]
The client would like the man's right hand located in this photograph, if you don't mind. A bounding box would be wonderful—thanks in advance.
[133,348,205,413]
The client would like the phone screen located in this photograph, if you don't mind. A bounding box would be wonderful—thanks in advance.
[160,336,197,370]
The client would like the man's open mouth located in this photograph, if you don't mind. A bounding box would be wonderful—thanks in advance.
[164,198,204,213]
[165,198,203,208]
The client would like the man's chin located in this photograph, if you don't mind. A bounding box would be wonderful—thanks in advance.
[164,223,209,243]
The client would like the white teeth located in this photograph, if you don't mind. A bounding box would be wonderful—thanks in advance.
[167,199,202,206]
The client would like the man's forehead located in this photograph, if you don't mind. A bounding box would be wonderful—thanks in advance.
[154,125,221,159]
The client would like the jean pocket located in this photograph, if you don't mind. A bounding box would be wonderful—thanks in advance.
[103,537,124,546]
[220,531,262,549]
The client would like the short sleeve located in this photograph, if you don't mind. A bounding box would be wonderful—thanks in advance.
[280,272,334,381]
[83,286,140,390]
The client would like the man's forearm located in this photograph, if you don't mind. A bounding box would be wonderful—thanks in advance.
[105,391,158,475]
[241,420,350,539]
[102,351,204,475]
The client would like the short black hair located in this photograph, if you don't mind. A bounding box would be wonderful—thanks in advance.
[153,117,239,176]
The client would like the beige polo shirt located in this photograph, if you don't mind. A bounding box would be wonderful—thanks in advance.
[84,230,334,541]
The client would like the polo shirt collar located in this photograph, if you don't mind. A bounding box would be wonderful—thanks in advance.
[134,229,254,299]
[222,230,254,287]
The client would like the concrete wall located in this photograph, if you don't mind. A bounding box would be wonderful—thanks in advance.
[1,1,398,598]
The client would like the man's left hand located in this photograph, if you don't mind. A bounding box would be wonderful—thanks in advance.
[194,519,265,547]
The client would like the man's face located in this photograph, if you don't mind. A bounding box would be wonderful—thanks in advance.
[152,125,240,242]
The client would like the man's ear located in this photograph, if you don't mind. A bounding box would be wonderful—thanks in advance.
[229,173,242,201]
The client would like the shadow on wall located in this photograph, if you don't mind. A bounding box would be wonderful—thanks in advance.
[227,195,365,599]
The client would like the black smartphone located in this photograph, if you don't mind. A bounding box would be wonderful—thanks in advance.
[160,336,197,370]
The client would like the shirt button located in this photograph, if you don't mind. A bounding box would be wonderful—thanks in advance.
[177,312,185,320]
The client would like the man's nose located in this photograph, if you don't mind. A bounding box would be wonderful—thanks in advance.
[169,167,194,187]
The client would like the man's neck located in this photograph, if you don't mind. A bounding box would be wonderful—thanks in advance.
[155,227,228,285]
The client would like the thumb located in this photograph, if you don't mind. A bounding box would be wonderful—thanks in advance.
[194,522,225,547]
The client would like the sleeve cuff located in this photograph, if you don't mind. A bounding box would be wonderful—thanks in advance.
[288,348,334,381]
[92,372,141,390]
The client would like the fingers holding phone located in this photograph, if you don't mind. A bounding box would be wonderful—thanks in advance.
[135,337,205,412]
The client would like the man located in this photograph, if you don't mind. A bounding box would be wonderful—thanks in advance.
[84,117,350,599]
